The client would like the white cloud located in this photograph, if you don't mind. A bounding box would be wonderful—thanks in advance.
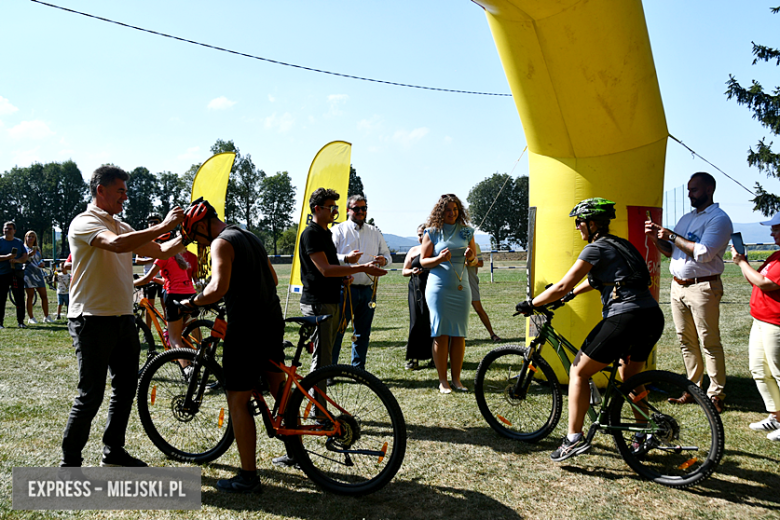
[8,120,55,140]
[177,146,201,160]
[393,127,429,148]
[12,147,42,166]
[357,115,383,133]
[207,96,237,110]
[0,96,18,116]
[264,112,295,133]
[326,94,348,116]
[268,94,276,102]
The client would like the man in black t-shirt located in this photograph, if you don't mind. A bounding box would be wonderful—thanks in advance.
[297,188,388,375]
[269,188,387,469]
[180,198,284,494]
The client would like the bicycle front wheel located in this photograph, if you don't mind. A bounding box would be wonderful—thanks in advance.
[137,347,234,464]
[283,365,407,496]
[608,370,724,488]
[474,345,562,442]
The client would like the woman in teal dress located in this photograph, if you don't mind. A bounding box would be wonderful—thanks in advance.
[421,194,476,394]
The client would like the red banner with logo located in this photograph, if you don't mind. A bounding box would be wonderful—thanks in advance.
[627,206,662,302]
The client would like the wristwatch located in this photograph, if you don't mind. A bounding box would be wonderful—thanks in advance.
[668,233,678,242]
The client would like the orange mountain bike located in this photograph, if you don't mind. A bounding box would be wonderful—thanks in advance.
[133,285,218,375]
[136,311,406,496]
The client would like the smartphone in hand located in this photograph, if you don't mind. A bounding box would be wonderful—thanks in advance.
[731,232,746,257]
[10,247,17,256]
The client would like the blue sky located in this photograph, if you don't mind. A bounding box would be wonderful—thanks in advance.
[1,0,778,238]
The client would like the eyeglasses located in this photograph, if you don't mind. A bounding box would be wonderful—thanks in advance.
[319,205,339,213]
[349,205,368,212]
[575,218,586,227]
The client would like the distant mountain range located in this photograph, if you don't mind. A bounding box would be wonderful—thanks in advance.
[383,223,777,253]
[732,222,776,246]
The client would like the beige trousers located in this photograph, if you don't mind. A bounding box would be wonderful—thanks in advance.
[749,318,780,413]
[670,278,726,399]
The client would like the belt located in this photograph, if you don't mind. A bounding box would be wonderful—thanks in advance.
[673,274,720,286]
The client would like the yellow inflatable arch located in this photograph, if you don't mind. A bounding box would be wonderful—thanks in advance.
[472,0,667,383]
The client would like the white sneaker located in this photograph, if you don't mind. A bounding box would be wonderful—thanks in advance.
[750,415,780,432]
[768,429,780,441]
[28,317,38,325]
[44,315,54,324]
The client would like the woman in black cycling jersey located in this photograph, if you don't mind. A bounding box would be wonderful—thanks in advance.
[516,198,664,462]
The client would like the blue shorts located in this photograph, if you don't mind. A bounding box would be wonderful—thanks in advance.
[58,293,69,306]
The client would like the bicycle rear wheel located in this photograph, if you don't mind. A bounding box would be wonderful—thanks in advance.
[474,345,562,442]
[608,370,724,488]
[182,319,217,352]
[137,347,234,464]
[283,365,406,496]
[136,319,157,376]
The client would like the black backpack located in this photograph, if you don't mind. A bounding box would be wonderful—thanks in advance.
[601,234,651,290]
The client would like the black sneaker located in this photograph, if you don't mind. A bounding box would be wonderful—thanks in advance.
[272,454,299,469]
[550,435,591,462]
[101,449,148,467]
[18,322,27,329]
[405,359,418,370]
[216,473,262,494]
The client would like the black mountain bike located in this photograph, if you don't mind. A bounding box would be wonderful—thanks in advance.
[474,301,724,488]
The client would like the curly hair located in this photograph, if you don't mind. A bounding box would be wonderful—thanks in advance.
[426,194,470,230]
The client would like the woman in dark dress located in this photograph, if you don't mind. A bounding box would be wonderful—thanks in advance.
[402,224,433,370]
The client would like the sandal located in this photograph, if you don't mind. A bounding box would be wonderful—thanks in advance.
[491,334,502,342]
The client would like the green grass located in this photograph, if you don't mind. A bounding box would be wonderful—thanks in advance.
[1,260,780,519]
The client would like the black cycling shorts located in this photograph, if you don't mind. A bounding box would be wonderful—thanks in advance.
[222,318,285,391]
[142,283,163,300]
[164,292,195,323]
[581,306,664,364]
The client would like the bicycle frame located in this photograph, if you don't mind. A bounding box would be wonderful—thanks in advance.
[135,291,198,351]
[525,307,662,439]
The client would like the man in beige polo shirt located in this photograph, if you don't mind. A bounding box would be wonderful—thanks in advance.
[61,165,184,467]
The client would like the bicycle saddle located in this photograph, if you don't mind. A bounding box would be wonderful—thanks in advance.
[284,315,332,326]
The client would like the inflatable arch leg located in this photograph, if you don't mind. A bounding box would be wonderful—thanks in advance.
[472,0,668,383]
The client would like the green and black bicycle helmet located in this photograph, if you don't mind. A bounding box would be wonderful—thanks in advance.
[569,198,617,220]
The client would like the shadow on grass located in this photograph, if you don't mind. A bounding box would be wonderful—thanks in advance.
[200,462,523,519]
[557,446,780,510]
[405,422,560,455]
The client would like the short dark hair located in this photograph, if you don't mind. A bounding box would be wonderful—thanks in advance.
[690,171,716,190]
[90,165,130,197]
[309,188,340,211]
[4,221,15,230]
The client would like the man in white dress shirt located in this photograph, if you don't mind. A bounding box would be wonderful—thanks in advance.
[331,195,392,370]
[645,172,732,413]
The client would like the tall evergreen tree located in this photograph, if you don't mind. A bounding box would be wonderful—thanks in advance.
[725,6,780,215]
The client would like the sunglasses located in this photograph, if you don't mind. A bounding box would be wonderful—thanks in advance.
[349,205,368,212]
[575,218,586,227]
[319,205,339,213]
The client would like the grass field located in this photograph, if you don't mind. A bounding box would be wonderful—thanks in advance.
[1,259,780,519]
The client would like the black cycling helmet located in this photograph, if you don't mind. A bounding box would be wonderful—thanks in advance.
[147,212,163,223]
[569,198,617,221]
[181,197,218,245]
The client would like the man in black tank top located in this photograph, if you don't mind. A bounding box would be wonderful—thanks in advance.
[180,198,284,494]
